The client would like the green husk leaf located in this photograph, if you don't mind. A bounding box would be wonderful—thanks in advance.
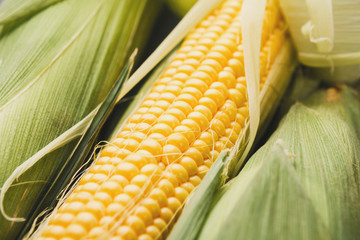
[19,55,134,239]
[200,86,360,240]
[0,0,159,238]
[0,0,63,26]
[275,97,360,239]
[275,69,320,118]
[199,143,331,240]
[167,151,229,240]
[236,0,267,172]
[305,86,360,140]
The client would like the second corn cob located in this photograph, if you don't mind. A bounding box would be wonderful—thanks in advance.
[33,0,296,239]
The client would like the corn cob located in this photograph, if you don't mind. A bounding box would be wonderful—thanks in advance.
[36,0,291,239]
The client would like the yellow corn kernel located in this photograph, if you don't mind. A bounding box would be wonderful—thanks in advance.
[126,216,146,234]
[116,162,140,181]
[174,187,189,203]
[161,144,182,165]
[65,224,87,238]
[139,233,154,240]
[149,188,168,208]
[106,203,125,217]
[124,184,142,198]
[116,226,137,240]
[189,175,202,187]
[114,193,133,206]
[179,156,198,176]
[142,198,161,219]
[84,201,106,219]
[135,206,153,226]
[145,225,161,239]
[167,197,182,214]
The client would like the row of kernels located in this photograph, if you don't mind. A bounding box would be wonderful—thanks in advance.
[228,87,246,108]
[229,57,244,77]
[258,26,286,89]
[99,145,123,158]
[153,2,241,88]
[45,207,108,239]
[111,173,195,239]
[186,16,240,67]
[262,1,281,45]
[108,192,167,237]
[269,27,285,64]
[121,123,152,136]
[185,6,221,41]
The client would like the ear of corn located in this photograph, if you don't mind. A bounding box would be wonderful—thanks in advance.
[32,0,297,239]
[198,86,360,240]
[0,0,159,239]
